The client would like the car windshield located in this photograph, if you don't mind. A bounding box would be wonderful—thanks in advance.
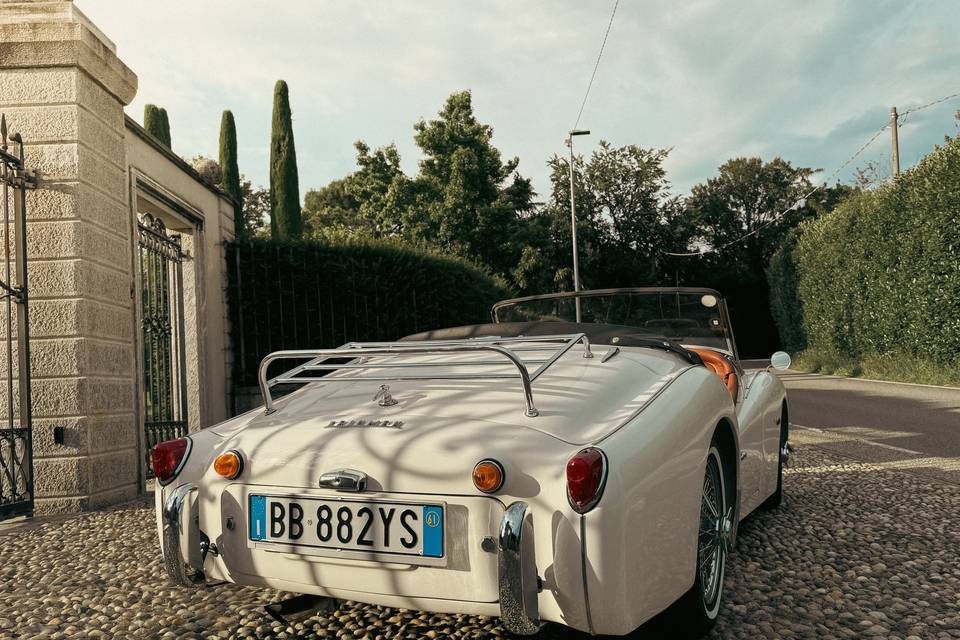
[492,289,735,353]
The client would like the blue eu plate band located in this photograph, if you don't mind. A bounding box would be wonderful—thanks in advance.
[422,505,443,558]
[249,495,267,541]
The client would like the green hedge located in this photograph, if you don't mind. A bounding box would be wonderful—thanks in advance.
[766,227,806,354]
[770,137,960,366]
[226,238,511,387]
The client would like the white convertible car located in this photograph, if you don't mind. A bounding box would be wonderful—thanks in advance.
[153,287,791,638]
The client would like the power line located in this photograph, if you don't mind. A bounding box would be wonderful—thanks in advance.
[900,91,960,119]
[897,90,960,127]
[665,89,960,258]
[664,123,890,257]
[572,0,620,131]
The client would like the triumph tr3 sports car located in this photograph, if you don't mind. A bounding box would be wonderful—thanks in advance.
[153,287,792,638]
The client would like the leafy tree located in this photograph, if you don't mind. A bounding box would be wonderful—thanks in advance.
[682,157,854,355]
[407,90,534,280]
[529,141,684,292]
[219,110,244,236]
[143,104,171,147]
[302,91,533,285]
[303,177,360,235]
[270,80,302,239]
[852,159,887,189]
[240,178,270,238]
[303,142,413,238]
[159,108,171,148]
[684,157,816,279]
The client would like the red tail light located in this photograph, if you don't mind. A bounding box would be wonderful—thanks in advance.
[151,438,190,484]
[566,447,607,513]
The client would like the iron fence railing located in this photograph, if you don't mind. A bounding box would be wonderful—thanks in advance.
[137,213,188,477]
[0,114,35,521]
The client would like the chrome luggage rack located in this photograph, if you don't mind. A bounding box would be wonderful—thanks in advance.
[258,333,594,418]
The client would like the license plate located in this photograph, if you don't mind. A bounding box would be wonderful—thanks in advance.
[248,495,444,558]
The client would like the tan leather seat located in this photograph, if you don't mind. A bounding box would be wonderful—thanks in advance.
[689,348,739,401]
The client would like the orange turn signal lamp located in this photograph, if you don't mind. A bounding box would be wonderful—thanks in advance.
[472,459,504,493]
[214,450,244,479]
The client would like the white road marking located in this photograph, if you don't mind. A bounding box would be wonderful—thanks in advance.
[793,424,923,456]
[859,440,924,455]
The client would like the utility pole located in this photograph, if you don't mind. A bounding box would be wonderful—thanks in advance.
[891,106,901,177]
[565,129,590,323]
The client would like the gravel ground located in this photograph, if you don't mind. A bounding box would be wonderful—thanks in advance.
[2,442,959,640]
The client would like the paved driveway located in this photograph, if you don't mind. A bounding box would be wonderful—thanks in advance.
[1,372,958,640]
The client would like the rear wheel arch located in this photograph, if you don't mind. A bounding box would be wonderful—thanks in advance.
[712,418,738,511]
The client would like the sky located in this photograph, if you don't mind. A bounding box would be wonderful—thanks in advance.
[77,0,960,200]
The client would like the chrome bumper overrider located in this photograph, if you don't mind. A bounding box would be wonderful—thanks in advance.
[498,501,543,635]
[162,483,207,587]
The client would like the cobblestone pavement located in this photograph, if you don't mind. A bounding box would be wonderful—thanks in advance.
[2,438,959,640]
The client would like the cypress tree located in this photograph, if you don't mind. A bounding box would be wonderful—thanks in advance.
[269,80,302,239]
[158,107,171,148]
[143,104,171,147]
[219,110,244,237]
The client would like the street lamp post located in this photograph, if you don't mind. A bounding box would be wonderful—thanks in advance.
[565,129,590,322]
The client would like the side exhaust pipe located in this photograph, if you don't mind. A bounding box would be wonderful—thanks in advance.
[264,594,341,626]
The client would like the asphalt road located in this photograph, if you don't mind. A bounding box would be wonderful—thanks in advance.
[744,360,960,484]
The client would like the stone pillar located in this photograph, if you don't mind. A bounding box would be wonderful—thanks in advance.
[0,0,139,512]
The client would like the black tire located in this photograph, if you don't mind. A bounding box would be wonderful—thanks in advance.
[759,405,788,511]
[655,445,728,639]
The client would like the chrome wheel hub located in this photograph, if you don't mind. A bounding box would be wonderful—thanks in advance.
[719,507,734,552]
[781,441,792,468]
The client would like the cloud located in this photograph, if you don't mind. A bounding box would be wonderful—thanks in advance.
[77,0,960,198]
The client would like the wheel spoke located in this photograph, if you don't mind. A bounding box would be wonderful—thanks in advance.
[702,490,718,519]
[698,544,716,571]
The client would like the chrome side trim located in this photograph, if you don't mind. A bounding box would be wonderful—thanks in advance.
[579,515,595,635]
[161,483,206,587]
[498,502,542,636]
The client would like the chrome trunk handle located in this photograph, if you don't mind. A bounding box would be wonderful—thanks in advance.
[318,469,368,492]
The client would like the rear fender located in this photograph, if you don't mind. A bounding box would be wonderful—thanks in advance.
[583,367,736,635]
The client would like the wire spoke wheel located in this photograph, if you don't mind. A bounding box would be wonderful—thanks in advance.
[698,454,725,610]
[663,445,729,637]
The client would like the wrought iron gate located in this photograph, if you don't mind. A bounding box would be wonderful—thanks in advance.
[0,115,35,521]
[137,213,188,477]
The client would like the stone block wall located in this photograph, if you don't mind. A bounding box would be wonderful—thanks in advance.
[0,0,140,513]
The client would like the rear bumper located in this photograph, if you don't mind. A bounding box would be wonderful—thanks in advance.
[161,482,207,587]
[158,487,555,633]
[498,501,543,635]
